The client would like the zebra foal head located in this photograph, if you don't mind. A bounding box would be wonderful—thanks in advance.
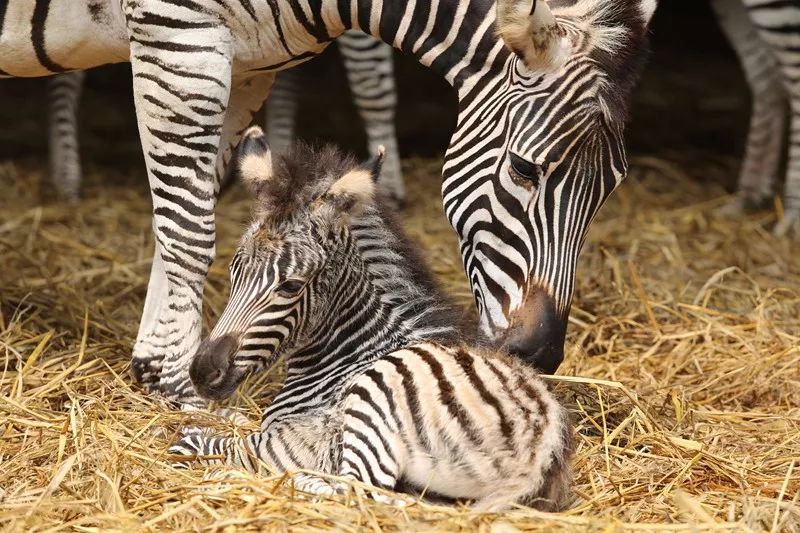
[190,127,383,400]
[452,0,655,372]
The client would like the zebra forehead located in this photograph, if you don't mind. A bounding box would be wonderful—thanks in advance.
[252,142,360,224]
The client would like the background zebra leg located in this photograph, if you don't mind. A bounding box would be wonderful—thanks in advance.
[738,0,800,238]
[338,32,405,208]
[47,71,86,203]
[775,100,800,237]
[712,0,786,214]
[264,70,298,153]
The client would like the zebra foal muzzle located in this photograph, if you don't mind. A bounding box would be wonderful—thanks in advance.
[189,334,247,400]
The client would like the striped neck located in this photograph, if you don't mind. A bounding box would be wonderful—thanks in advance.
[285,208,458,377]
[322,0,509,90]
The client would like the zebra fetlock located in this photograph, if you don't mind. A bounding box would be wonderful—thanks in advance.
[174,127,573,511]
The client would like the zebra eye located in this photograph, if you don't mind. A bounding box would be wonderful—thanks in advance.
[275,279,305,296]
[508,153,542,186]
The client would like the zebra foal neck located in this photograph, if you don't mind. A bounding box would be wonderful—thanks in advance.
[172,130,573,511]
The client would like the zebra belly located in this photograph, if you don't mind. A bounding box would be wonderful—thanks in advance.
[0,0,129,77]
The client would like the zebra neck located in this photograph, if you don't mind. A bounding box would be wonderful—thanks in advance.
[325,0,508,90]
[284,213,457,376]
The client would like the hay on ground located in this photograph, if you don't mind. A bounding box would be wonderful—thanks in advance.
[0,153,798,531]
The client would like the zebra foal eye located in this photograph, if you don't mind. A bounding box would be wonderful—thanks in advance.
[275,279,305,296]
[508,153,543,186]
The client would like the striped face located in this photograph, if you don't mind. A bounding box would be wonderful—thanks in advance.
[189,130,379,400]
[189,227,324,400]
[446,0,653,372]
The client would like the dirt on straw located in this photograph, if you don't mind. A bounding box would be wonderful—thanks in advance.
[0,152,798,532]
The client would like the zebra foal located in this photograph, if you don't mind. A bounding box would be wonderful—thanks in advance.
[170,127,573,511]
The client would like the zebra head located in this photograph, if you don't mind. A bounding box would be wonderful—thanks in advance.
[190,127,381,400]
[447,0,655,373]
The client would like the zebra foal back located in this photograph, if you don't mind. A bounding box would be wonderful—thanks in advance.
[341,341,572,510]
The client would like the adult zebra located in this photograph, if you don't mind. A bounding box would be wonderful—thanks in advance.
[0,0,655,405]
[45,32,406,206]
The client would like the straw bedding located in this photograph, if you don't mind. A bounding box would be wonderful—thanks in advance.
[0,152,798,531]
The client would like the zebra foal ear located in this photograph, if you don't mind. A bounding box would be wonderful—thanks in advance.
[496,0,571,72]
[233,126,274,195]
[323,147,385,216]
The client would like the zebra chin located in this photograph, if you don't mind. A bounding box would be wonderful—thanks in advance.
[502,287,567,375]
[189,334,249,400]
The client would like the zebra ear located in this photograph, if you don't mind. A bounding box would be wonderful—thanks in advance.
[640,0,657,25]
[362,145,386,184]
[234,126,274,195]
[324,167,377,216]
[496,0,571,72]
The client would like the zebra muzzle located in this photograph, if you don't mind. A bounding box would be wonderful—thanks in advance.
[189,334,247,400]
[503,287,566,374]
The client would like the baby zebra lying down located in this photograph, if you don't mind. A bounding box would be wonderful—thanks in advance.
[170,127,573,511]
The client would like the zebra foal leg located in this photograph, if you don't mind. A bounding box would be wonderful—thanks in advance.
[170,432,260,472]
[336,385,411,507]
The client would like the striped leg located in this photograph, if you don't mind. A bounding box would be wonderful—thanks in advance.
[338,32,405,208]
[742,0,800,237]
[47,71,86,202]
[170,432,261,472]
[264,70,299,153]
[712,0,786,213]
[127,20,272,404]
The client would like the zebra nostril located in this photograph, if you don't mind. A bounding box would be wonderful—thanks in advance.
[209,367,223,384]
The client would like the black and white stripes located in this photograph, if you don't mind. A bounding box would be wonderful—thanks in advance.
[171,132,573,511]
[2,0,655,392]
[712,0,800,236]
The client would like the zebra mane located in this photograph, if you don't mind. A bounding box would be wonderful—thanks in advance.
[252,141,361,226]
[554,0,652,123]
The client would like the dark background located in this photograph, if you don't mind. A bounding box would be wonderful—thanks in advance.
[0,2,749,185]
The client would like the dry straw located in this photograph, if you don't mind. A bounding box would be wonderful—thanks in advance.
[1,152,798,531]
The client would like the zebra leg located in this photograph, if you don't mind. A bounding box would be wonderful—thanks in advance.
[127,21,272,404]
[712,0,787,214]
[338,31,405,208]
[170,431,261,472]
[740,0,800,237]
[775,100,800,238]
[264,70,299,153]
[47,71,86,203]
